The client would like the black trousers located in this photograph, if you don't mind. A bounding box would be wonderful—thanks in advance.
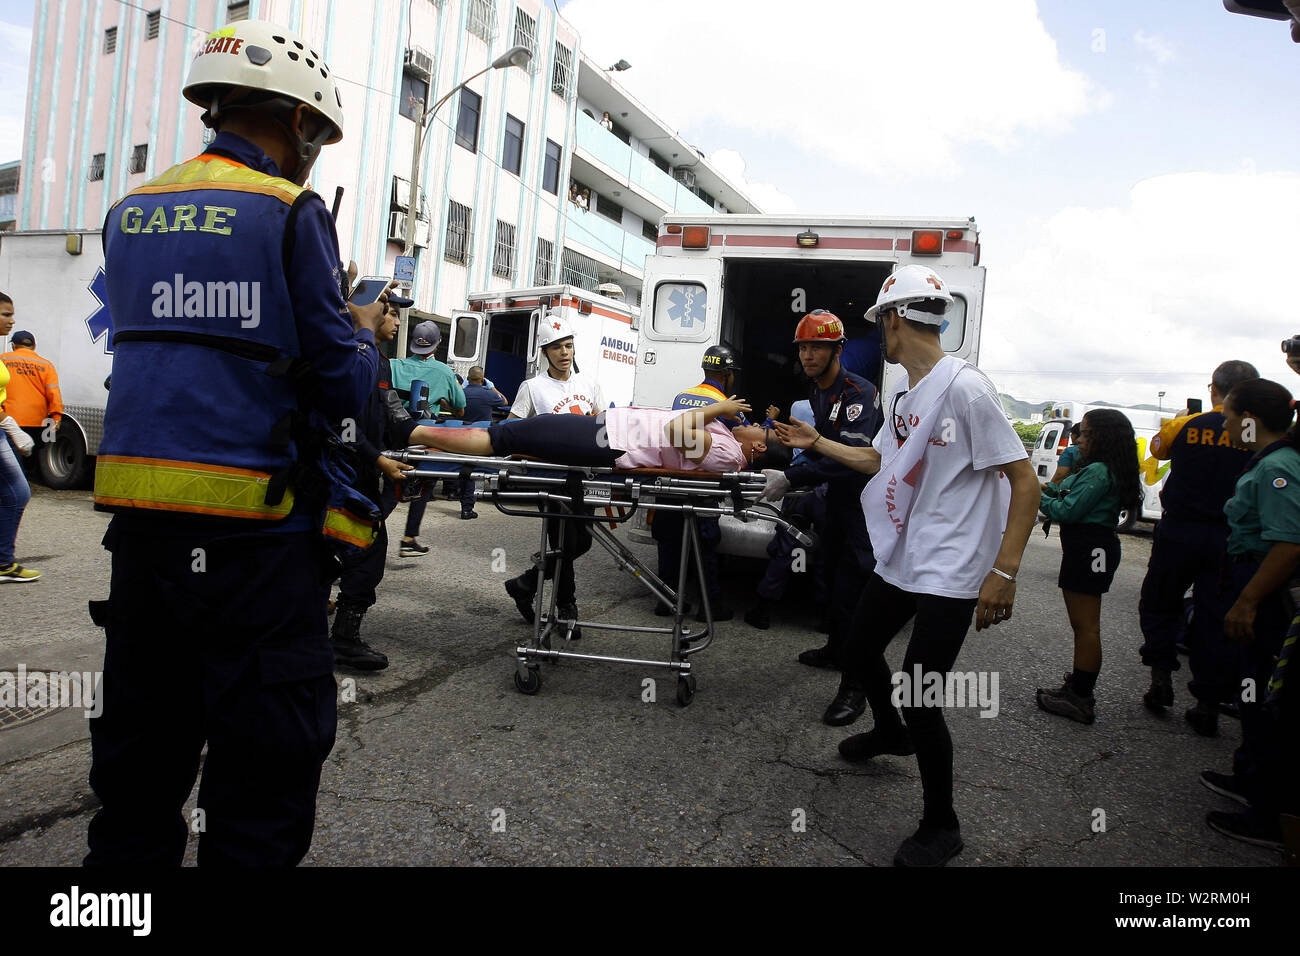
[653,511,721,602]
[1138,519,1237,703]
[86,519,337,866]
[844,572,979,829]
[338,522,388,610]
[822,496,874,662]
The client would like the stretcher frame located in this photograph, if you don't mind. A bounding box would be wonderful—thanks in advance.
[385,448,813,706]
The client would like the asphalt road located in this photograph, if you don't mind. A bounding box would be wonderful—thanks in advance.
[0,483,1279,866]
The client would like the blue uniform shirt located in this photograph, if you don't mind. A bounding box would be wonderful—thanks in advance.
[784,366,879,502]
[463,382,509,422]
[672,376,747,429]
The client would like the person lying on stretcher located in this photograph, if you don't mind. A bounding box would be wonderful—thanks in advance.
[407,397,789,472]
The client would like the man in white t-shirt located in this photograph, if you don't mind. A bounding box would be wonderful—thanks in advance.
[775,265,1040,867]
[502,315,606,633]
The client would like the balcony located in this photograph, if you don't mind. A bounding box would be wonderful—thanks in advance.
[563,206,656,275]
[573,111,713,217]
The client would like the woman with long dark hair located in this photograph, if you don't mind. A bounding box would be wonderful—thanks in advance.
[1036,408,1142,723]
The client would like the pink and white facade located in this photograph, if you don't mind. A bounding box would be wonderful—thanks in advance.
[17,0,759,320]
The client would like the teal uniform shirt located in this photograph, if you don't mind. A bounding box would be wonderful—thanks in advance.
[1040,460,1122,527]
[1224,445,1300,558]
[1057,444,1079,470]
[389,357,465,414]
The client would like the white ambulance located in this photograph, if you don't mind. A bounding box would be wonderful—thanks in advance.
[446,284,638,410]
[0,230,111,488]
[629,214,987,556]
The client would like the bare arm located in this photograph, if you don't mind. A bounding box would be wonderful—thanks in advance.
[1225,542,1300,643]
[665,397,750,462]
[974,458,1041,631]
[772,419,881,474]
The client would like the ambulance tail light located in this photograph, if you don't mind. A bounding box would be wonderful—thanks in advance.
[681,226,710,249]
[665,224,682,234]
[578,299,593,315]
[911,230,943,255]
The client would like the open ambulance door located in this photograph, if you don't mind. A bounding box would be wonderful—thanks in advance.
[449,309,485,375]
[524,308,543,379]
[632,255,724,408]
[878,263,987,405]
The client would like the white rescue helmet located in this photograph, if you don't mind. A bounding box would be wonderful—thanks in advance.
[183,21,343,179]
[537,314,575,350]
[864,265,954,326]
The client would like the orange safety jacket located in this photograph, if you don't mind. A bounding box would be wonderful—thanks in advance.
[0,347,63,428]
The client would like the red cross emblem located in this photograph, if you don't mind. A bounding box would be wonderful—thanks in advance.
[882,276,896,292]
[926,276,943,290]
[552,322,561,330]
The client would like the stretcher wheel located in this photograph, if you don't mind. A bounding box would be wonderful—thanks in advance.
[514,668,542,695]
[676,675,696,707]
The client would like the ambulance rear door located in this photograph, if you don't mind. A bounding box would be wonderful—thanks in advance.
[633,254,724,408]
[448,310,485,380]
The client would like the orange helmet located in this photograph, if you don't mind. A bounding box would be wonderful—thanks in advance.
[793,309,846,345]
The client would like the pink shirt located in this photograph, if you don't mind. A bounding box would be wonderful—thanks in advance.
[603,407,747,472]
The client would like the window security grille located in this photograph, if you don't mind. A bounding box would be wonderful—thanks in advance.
[445,200,473,265]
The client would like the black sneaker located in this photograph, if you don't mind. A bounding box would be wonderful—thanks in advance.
[331,636,389,671]
[798,644,839,670]
[893,821,964,867]
[1037,676,1096,724]
[459,511,478,520]
[1143,668,1174,712]
[744,602,771,630]
[1200,770,1249,807]
[839,727,915,763]
[1206,810,1284,851]
[399,538,430,557]
[1185,701,1219,737]
[504,576,536,625]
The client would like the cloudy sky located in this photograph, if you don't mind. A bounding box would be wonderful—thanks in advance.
[4,0,1298,407]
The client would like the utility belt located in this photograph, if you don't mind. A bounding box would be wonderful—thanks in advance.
[99,331,379,558]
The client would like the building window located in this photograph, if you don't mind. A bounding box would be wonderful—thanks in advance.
[535,238,554,285]
[455,88,481,152]
[542,140,562,195]
[694,185,716,208]
[129,144,148,175]
[445,200,472,264]
[87,153,105,181]
[146,10,160,40]
[466,0,496,42]
[103,27,117,54]
[595,192,622,222]
[552,43,572,99]
[560,247,599,291]
[513,9,537,60]
[642,219,658,243]
[608,119,631,145]
[501,114,524,176]
[227,1,250,22]
[493,220,516,280]
[649,150,670,173]
[400,71,428,122]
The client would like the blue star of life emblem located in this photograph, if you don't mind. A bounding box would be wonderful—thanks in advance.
[85,267,115,354]
[666,286,704,329]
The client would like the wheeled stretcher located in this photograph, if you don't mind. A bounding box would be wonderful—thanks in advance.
[383,448,814,706]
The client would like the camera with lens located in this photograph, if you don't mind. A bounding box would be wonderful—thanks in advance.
[1282,336,1300,355]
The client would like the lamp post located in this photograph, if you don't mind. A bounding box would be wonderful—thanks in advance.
[1158,390,1166,412]
[400,44,531,348]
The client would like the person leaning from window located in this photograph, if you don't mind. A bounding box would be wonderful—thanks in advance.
[1046,423,1081,486]
[1035,409,1143,724]
[600,111,614,132]
[1199,378,1300,852]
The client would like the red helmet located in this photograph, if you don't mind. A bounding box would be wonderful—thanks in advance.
[793,309,846,345]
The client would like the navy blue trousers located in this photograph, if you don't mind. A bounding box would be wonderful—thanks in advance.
[86,519,338,867]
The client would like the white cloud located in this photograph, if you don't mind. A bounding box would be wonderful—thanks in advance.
[564,0,1103,181]
[981,169,1300,406]
[707,148,797,213]
[0,20,32,164]
[1133,29,1176,65]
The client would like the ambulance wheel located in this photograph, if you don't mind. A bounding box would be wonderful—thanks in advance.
[514,668,541,695]
[37,423,92,490]
[676,675,696,707]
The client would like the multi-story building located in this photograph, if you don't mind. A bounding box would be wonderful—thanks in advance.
[16,0,759,336]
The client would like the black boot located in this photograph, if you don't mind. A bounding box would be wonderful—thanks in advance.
[744,599,771,630]
[504,571,538,624]
[822,676,867,726]
[1185,700,1219,737]
[798,643,839,670]
[330,604,389,671]
[557,603,582,641]
[1142,667,1174,712]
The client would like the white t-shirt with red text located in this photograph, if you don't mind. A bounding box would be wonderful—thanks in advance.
[510,370,606,418]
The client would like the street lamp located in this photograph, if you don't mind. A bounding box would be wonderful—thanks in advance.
[402,44,532,289]
[1158,390,1166,411]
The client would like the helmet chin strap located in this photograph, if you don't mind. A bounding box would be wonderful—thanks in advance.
[205,93,333,186]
